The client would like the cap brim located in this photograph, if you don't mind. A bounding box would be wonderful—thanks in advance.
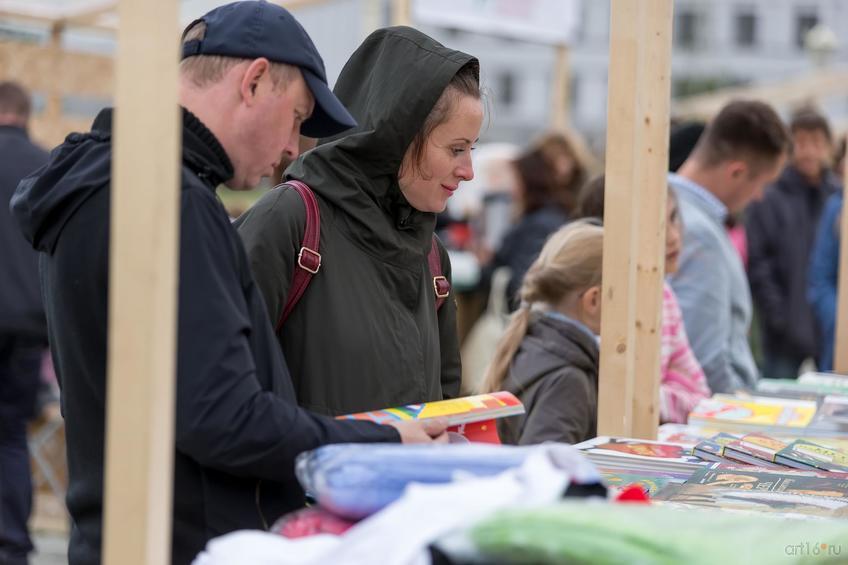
[300,69,357,138]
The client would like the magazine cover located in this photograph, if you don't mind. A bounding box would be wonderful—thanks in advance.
[338,391,524,426]
[338,391,524,443]
[688,395,816,429]
[573,437,704,465]
[653,483,848,518]
[776,439,848,473]
[685,468,848,498]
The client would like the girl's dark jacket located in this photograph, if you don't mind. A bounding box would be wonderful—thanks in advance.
[236,27,475,415]
[498,313,599,445]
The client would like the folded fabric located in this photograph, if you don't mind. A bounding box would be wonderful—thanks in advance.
[470,501,848,564]
[296,442,602,520]
[271,507,356,539]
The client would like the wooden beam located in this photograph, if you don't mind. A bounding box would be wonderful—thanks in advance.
[0,40,114,98]
[598,0,672,439]
[392,0,411,26]
[674,68,848,120]
[62,0,118,28]
[102,0,180,564]
[835,133,848,374]
[551,44,570,131]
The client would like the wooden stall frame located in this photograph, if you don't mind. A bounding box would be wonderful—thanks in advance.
[835,134,848,374]
[551,43,570,131]
[101,0,180,563]
[598,0,673,439]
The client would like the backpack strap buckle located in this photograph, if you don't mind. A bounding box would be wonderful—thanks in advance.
[297,246,322,275]
[433,275,450,299]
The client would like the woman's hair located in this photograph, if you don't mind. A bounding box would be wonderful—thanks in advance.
[513,149,558,216]
[575,174,678,225]
[480,221,604,393]
[402,61,481,178]
[530,131,596,215]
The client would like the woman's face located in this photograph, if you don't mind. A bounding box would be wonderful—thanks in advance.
[398,95,484,213]
[665,192,682,275]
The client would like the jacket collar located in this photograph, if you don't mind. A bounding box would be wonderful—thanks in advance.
[91,107,234,189]
[0,124,29,138]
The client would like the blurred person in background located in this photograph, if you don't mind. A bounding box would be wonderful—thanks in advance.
[487,131,594,309]
[669,100,789,394]
[577,176,710,424]
[746,108,839,379]
[808,134,846,372]
[0,81,48,565]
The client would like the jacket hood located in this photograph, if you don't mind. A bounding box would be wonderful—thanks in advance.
[286,26,478,264]
[11,107,233,254]
[506,312,599,392]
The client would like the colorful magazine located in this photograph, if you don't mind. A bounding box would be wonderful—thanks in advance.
[798,372,848,390]
[338,391,524,443]
[653,483,848,519]
[684,467,848,498]
[692,433,739,462]
[599,472,676,497]
[776,439,848,473]
[688,395,817,431]
[573,437,707,472]
[721,433,788,469]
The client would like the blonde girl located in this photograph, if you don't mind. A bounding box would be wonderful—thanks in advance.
[482,221,603,444]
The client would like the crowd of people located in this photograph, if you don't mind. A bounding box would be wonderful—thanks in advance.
[0,2,845,564]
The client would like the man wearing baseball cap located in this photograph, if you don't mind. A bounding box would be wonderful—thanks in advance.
[11,3,447,564]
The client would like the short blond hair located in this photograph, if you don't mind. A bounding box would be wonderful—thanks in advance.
[180,20,298,89]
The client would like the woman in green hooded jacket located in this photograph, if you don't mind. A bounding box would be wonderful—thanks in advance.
[235,27,483,416]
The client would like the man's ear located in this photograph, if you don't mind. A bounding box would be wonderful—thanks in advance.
[726,160,749,180]
[239,58,271,106]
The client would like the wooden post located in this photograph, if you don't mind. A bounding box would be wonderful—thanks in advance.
[392,0,411,26]
[598,0,673,439]
[551,44,570,131]
[102,0,180,563]
[835,135,848,373]
[44,23,64,133]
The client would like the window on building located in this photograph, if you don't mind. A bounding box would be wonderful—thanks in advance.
[674,9,701,50]
[734,9,757,47]
[497,72,515,109]
[795,10,819,49]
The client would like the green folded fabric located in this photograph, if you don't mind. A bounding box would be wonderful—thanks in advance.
[471,501,848,564]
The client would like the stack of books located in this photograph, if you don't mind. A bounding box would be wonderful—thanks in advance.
[654,466,848,519]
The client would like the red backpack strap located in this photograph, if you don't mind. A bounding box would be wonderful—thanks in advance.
[275,180,321,332]
[428,236,450,311]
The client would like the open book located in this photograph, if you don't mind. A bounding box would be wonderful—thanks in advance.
[337,391,524,443]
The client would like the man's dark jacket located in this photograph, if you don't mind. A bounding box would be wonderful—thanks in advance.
[746,165,840,360]
[0,125,48,338]
[10,108,398,565]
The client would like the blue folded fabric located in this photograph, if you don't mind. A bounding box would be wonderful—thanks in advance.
[295,443,600,520]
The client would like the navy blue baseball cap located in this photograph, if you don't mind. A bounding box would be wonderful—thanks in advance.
[181,0,357,138]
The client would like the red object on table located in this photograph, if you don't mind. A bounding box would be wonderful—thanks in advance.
[614,484,651,504]
[272,506,356,538]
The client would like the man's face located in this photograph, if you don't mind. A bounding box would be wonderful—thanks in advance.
[228,65,314,190]
[725,153,786,213]
[792,128,832,183]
